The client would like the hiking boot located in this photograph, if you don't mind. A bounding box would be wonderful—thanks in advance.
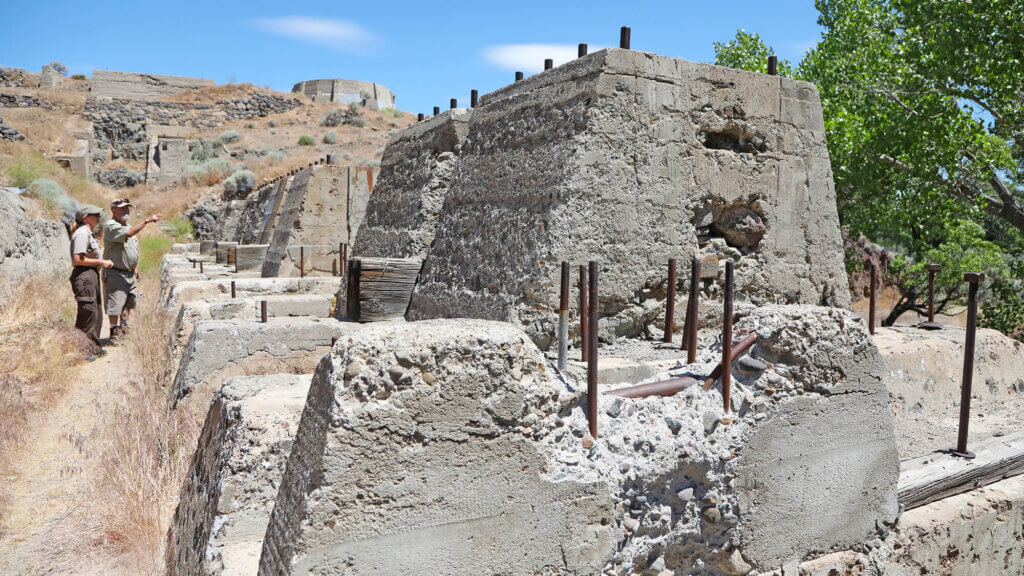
[86,349,107,362]
[108,325,121,345]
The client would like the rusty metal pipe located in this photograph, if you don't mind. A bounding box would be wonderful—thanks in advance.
[418,112,424,121]
[544,58,553,70]
[768,55,778,76]
[471,89,479,108]
[919,264,942,330]
[558,261,569,371]
[515,71,524,82]
[609,332,756,398]
[299,246,304,278]
[450,98,457,109]
[619,26,631,49]
[953,272,984,458]
[722,260,734,412]
[682,257,701,362]
[587,261,599,439]
[230,280,236,299]
[199,260,203,274]
[664,258,677,343]
[578,43,588,57]
[869,261,877,335]
[260,300,267,323]
[433,106,440,115]
[579,265,588,362]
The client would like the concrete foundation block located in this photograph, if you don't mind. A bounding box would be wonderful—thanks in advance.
[162,277,339,312]
[165,374,312,576]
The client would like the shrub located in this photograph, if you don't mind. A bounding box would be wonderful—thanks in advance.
[26,178,72,217]
[382,108,404,118]
[297,135,315,146]
[182,157,232,186]
[190,140,215,162]
[219,129,240,144]
[322,132,337,144]
[267,119,277,128]
[70,73,86,81]
[222,169,256,196]
[48,61,68,76]
[166,217,194,242]
[244,122,254,129]
[267,150,286,162]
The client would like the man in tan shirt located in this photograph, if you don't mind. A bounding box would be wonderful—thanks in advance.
[102,198,161,342]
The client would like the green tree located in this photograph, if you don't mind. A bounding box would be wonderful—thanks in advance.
[714,0,1024,333]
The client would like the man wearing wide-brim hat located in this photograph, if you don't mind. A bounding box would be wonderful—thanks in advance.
[102,198,161,343]
[70,205,114,359]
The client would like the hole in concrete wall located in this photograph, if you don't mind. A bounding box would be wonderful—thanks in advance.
[699,126,767,154]
[711,202,767,248]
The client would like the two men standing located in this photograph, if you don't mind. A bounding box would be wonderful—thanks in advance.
[69,199,161,359]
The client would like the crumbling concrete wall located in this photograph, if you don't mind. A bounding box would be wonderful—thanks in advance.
[90,69,215,100]
[165,374,311,576]
[404,49,850,347]
[162,276,338,313]
[352,109,471,259]
[291,79,395,110]
[147,136,195,184]
[258,307,897,575]
[0,190,71,295]
[261,164,376,277]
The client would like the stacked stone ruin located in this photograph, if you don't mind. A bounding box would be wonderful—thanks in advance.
[159,47,1024,576]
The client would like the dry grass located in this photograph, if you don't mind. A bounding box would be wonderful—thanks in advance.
[68,254,202,572]
[0,275,85,521]
[163,82,287,103]
[0,142,112,209]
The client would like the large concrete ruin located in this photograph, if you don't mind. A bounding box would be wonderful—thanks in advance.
[156,44,1024,576]
[90,69,215,100]
[291,78,395,110]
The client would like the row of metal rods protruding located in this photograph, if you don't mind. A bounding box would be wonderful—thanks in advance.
[557,256,737,438]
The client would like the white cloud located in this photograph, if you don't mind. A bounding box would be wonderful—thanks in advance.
[252,16,377,54]
[481,44,602,73]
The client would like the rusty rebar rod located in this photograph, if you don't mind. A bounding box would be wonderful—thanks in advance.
[664,258,677,343]
[299,246,305,278]
[587,261,599,439]
[341,243,348,277]
[260,300,267,323]
[515,71,524,82]
[544,58,553,70]
[721,260,734,412]
[230,280,236,299]
[869,261,877,335]
[450,98,457,109]
[768,55,778,76]
[953,272,984,459]
[199,260,203,274]
[433,106,440,115]
[558,261,569,371]
[578,43,588,57]
[919,264,942,330]
[682,257,701,362]
[619,26,631,49]
[579,265,588,362]
[471,89,479,108]
[418,113,424,121]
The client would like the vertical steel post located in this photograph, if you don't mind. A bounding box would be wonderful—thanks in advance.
[346,259,361,321]
[450,98,457,109]
[869,261,877,335]
[418,112,424,121]
[683,257,701,363]
[230,280,236,299]
[260,300,267,323]
[515,71,524,82]
[722,260,734,412]
[953,272,984,458]
[579,265,588,362]
[578,43,588,57]
[544,58,553,70]
[558,262,569,371]
[664,258,677,343]
[299,246,304,278]
[587,261,599,439]
[920,264,942,330]
[471,89,479,108]
[341,243,348,277]
[768,55,778,76]
[620,26,631,49]
[199,260,203,274]
[433,106,440,115]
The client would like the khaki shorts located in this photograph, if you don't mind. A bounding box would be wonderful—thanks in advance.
[104,268,138,316]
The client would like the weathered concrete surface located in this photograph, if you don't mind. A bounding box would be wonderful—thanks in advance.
[169,295,335,364]
[90,69,215,99]
[406,49,850,348]
[165,374,311,576]
[291,79,395,109]
[353,109,472,259]
[876,326,1024,458]
[235,244,269,272]
[170,318,346,407]
[0,190,71,295]
[259,307,897,575]
[162,277,339,313]
[261,165,376,278]
[768,474,1024,576]
[258,320,616,575]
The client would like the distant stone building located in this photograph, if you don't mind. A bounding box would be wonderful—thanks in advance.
[39,65,63,89]
[146,135,195,184]
[91,70,215,100]
[291,79,395,110]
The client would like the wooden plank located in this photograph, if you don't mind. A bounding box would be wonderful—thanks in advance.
[897,430,1024,510]
[351,257,423,322]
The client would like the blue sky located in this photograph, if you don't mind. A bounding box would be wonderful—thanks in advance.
[1,1,822,114]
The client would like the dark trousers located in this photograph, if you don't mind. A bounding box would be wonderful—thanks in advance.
[70,267,103,354]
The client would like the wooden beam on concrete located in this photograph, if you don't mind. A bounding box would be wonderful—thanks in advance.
[898,430,1024,511]
[349,257,423,322]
